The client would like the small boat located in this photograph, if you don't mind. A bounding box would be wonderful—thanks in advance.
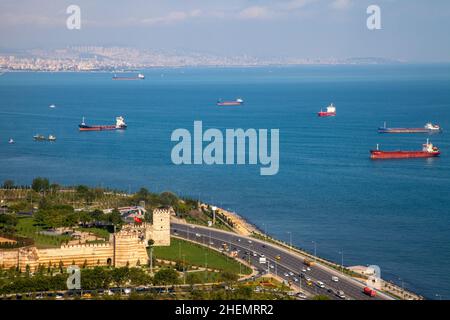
[378,122,442,134]
[79,116,127,131]
[318,103,336,117]
[370,139,440,159]
[48,135,56,141]
[8,138,15,144]
[33,134,46,141]
[49,104,56,109]
[217,98,244,106]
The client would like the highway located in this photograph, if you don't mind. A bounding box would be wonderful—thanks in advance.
[171,222,393,300]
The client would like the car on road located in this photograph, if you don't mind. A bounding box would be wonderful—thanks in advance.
[337,290,346,299]
[248,240,252,244]
[293,277,299,282]
[262,244,266,248]
[316,281,325,288]
[209,241,214,245]
[301,268,307,272]
[284,273,289,277]
[253,252,257,257]
[195,233,201,237]
[305,277,311,282]
[332,276,339,282]
[269,264,274,269]
[297,292,308,299]
[275,255,281,260]
[306,267,311,271]
[288,271,294,276]
[237,238,241,242]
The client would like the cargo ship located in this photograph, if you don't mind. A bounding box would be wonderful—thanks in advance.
[378,122,442,134]
[112,73,145,80]
[217,98,244,106]
[79,116,127,131]
[318,103,336,117]
[370,140,440,159]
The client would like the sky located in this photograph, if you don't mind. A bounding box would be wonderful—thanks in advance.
[0,0,449,61]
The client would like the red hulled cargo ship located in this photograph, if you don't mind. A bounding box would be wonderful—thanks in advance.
[370,140,440,159]
[378,122,442,134]
[217,98,244,106]
[79,116,127,131]
[318,103,336,117]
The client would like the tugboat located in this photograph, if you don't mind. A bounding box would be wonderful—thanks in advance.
[318,103,336,117]
[217,98,244,106]
[79,116,127,131]
[378,122,442,134]
[370,139,440,159]
[48,135,56,142]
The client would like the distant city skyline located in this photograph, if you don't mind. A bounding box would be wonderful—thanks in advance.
[0,0,450,62]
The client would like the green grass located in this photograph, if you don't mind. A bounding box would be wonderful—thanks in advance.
[16,217,71,248]
[79,227,110,240]
[152,238,251,275]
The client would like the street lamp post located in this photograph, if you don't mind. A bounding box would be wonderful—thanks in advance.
[312,241,317,262]
[287,232,292,252]
[338,250,344,274]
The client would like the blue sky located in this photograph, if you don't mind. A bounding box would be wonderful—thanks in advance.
[0,0,449,61]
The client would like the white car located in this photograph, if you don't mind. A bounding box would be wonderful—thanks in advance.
[297,293,307,299]
[123,288,132,295]
[253,253,257,257]
[284,273,289,277]
[332,276,339,282]
[305,277,311,282]
[316,281,325,288]
[195,233,201,237]
[337,290,346,299]
[302,268,307,272]
[293,277,299,282]
[248,240,252,244]
[270,265,274,269]
[306,267,311,271]
[237,239,241,242]
[288,271,294,276]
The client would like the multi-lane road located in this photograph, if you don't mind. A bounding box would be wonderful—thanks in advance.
[171,222,393,300]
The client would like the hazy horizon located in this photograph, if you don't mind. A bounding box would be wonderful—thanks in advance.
[1,0,450,62]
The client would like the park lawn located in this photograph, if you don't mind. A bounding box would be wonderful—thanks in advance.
[79,227,110,240]
[152,238,251,275]
[16,217,71,248]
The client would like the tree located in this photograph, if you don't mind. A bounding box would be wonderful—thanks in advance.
[3,180,14,189]
[219,271,238,284]
[159,192,178,207]
[153,268,180,285]
[32,177,50,193]
[107,208,122,226]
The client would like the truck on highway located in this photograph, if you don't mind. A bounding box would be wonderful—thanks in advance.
[303,259,315,267]
[363,287,377,297]
[259,256,267,264]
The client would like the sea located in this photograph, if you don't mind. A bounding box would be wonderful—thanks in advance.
[1,65,449,299]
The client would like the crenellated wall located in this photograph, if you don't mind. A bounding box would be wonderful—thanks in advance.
[0,207,172,271]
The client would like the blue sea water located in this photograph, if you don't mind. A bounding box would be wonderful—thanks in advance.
[1,65,450,299]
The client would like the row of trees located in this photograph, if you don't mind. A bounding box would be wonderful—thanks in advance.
[0,266,190,294]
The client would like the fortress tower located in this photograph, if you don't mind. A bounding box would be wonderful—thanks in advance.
[151,207,172,246]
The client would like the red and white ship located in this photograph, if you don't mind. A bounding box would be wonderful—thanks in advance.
[217,98,244,106]
[79,116,127,131]
[370,140,440,159]
[318,103,336,117]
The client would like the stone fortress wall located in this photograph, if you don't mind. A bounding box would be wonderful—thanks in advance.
[0,207,171,271]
